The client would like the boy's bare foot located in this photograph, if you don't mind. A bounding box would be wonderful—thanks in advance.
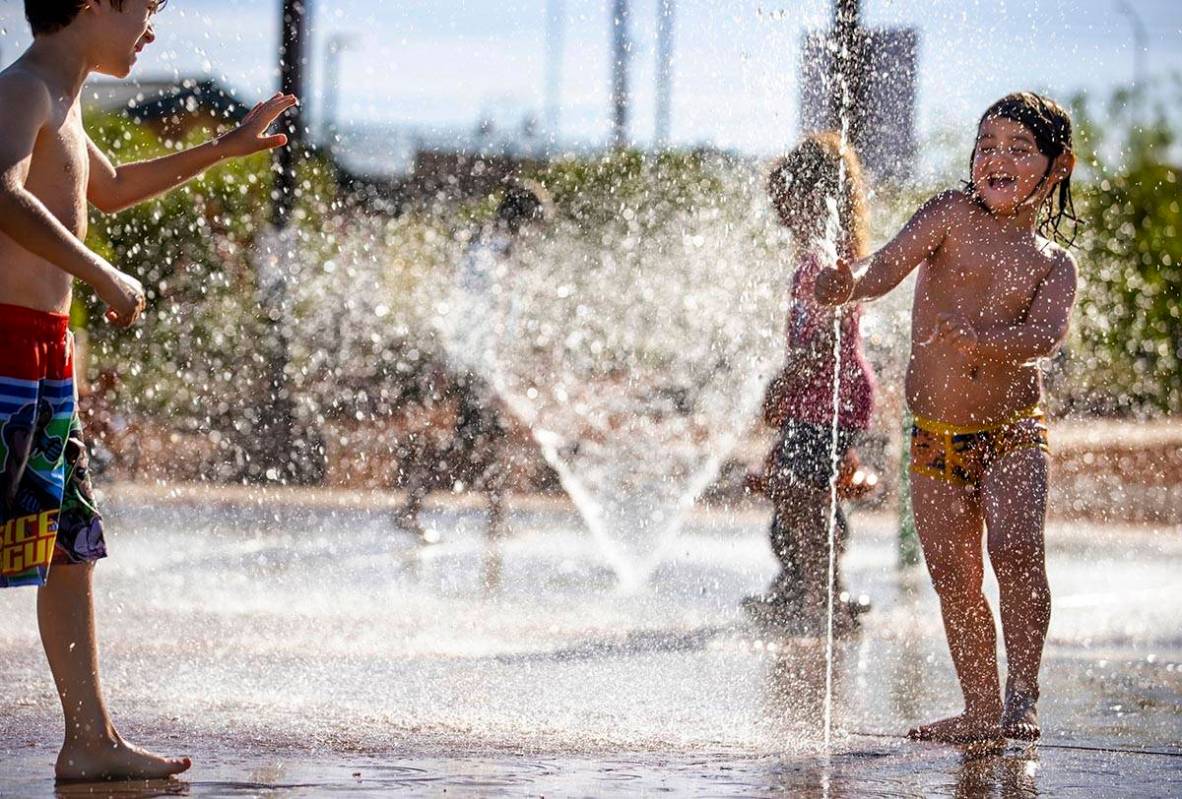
[56,735,191,782]
[907,712,1003,744]
[1002,682,1041,741]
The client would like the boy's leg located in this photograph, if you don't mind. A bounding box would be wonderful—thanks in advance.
[982,447,1050,740]
[38,562,190,781]
[908,473,1003,742]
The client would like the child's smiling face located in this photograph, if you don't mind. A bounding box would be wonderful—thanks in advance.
[971,116,1052,216]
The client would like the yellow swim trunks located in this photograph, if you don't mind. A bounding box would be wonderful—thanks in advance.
[910,406,1050,488]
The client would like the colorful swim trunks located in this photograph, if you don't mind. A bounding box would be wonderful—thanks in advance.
[0,303,105,588]
[910,406,1050,488]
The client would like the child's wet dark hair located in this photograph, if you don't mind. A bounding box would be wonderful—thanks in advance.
[971,91,1078,246]
[25,0,166,37]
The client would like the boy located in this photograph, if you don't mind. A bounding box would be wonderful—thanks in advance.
[816,92,1077,743]
[1,0,296,780]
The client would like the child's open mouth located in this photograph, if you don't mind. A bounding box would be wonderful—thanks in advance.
[987,174,1017,191]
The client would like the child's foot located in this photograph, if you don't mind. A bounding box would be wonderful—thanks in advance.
[395,507,439,545]
[742,591,820,636]
[1002,682,1041,741]
[744,590,867,639]
[56,735,191,782]
[907,712,1003,744]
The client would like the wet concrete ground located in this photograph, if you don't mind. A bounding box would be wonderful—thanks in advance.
[2,488,1179,797]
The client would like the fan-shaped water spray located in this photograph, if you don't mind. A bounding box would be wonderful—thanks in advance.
[438,157,789,588]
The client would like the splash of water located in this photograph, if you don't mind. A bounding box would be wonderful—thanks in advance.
[438,161,787,589]
[822,29,856,753]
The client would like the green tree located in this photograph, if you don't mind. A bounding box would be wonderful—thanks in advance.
[1064,80,1181,414]
[81,111,341,479]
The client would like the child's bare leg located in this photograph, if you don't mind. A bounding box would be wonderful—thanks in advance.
[908,474,1003,742]
[482,484,506,591]
[485,468,507,542]
[38,562,190,781]
[983,448,1050,740]
[769,480,831,618]
[396,474,435,544]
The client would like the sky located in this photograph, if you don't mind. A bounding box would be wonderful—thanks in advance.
[1,0,1180,164]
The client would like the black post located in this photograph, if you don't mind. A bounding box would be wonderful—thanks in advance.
[274,0,307,226]
[253,0,314,483]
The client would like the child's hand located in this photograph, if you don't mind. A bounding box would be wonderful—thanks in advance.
[216,93,299,157]
[814,258,855,306]
[934,312,978,355]
[100,269,146,328]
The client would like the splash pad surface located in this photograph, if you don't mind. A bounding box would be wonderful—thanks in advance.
[2,487,1179,797]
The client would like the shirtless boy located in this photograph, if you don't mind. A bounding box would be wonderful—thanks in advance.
[816,92,1078,743]
[0,0,296,780]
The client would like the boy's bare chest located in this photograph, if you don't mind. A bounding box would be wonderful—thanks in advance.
[928,239,1049,322]
[28,111,89,236]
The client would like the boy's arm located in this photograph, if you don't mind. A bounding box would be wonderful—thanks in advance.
[0,72,142,325]
[816,190,959,306]
[88,93,296,213]
[939,251,1078,363]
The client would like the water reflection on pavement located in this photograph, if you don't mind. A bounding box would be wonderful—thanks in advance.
[1,495,1178,797]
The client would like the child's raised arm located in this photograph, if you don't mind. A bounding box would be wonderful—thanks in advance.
[937,249,1078,364]
[87,93,296,214]
[0,71,144,325]
[816,190,961,306]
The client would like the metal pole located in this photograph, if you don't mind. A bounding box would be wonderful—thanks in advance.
[654,0,675,148]
[274,0,307,227]
[255,0,309,483]
[610,0,631,149]
[545,0,566,147]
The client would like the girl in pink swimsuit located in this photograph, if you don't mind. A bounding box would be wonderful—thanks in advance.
[744,133,878,635]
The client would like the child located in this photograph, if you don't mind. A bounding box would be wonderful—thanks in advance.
[397,181,552,572]
[816,92,1078,743]
[0,0,296,780]
[743,132,877,635]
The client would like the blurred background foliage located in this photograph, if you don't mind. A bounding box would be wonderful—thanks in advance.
[77,77,1180,458]
[1064,77,1181,414]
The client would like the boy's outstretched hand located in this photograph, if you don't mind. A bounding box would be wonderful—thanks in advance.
[814,257,855,306]
[216,93,299,157]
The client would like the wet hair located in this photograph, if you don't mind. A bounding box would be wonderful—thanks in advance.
[497,179,553,233]
[970,91,1078,246]
[767,131,870,260]
[25,0,166,37]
